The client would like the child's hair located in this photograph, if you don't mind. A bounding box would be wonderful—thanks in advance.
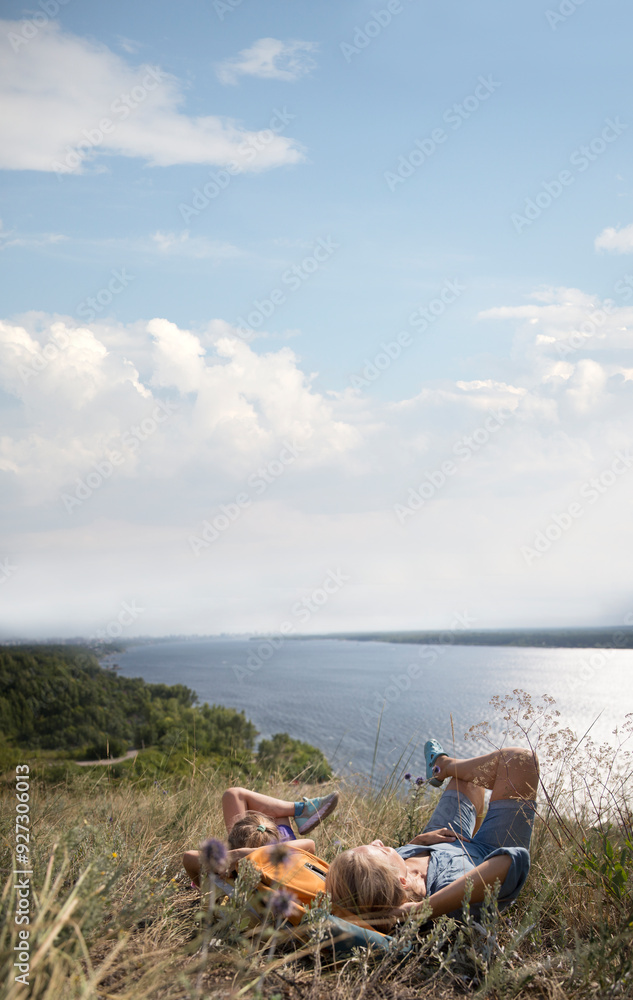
[228,811,281,850]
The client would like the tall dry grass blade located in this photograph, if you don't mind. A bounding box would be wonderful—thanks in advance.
[370,702,385,787]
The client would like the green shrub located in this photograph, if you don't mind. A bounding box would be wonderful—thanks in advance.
[256,732,332,782]
[84,737,129,760]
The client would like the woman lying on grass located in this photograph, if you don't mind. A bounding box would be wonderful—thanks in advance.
[326,740,538,928]
[183,785,338,886]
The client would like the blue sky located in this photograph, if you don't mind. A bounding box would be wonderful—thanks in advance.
[1,0,633,637]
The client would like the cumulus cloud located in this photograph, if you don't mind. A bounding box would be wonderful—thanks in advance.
[1,295,632,636]
[216,38,317,86]
[0,315,359,506]
[595,223,633,253]
[0,20,304,172]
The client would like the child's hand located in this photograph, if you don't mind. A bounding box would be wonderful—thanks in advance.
[226,847,255,871]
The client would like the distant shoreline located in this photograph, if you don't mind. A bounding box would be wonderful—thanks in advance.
[4,625,633,651]
[286,626,633,650]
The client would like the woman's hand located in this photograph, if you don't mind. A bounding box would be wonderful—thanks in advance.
[409,827,467,846]
[392,900,420,918]
[387,899,433,926]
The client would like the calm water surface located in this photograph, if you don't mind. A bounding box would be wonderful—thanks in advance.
[114,639,633,781]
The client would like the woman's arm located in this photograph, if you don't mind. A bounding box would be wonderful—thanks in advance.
[397,853,512,920]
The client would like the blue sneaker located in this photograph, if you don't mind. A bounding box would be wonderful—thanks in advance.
[424,739,448,787]
[295,792,339,835]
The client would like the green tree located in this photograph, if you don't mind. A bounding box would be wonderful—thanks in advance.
[256,732,332,782]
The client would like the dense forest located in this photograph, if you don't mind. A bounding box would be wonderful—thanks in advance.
[0,645,257,759]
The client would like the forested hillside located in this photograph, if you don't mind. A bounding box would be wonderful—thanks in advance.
[0,645,256,758]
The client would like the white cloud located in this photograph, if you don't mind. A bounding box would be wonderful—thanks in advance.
[148,317,207,395]
[479,286,633,355]
[0,315,359,504]
[216,38,317,86]
[117,36,142,55]
[0,219,68,251]
[1,294,632,635]
[0,20,304,173]
[150,230,241,259]
[595,223,633,253]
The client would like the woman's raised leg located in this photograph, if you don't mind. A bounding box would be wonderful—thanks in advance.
[432,747,538,802]
[418,777,486,842]
[444,777,486,817]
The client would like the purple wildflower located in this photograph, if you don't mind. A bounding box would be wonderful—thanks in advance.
[270,888,297,921]
[201,837,227,873]
[415,776,426,786]
[404,772,412,781]
[269,843,291,868]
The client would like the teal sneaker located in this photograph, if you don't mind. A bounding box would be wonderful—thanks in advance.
[424,739,448,787]
[295,792,339,835]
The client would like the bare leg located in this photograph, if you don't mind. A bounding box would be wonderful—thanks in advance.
[434,748,538,802]
[443,778,486,832]
[183,850,201,886]
[222,787,297,833]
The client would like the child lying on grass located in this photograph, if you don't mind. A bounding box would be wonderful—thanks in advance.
[183,785,338,886]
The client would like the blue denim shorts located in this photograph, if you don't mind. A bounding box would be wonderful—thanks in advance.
[423,789,536,851]
[396,790,536,909]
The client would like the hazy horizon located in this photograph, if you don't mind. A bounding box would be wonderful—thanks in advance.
[4,623,633,644]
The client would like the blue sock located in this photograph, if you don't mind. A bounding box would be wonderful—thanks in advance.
[294,801,305,817]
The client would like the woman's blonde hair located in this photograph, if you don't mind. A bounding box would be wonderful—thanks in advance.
[325,849,407,920]
[227,811,280,850]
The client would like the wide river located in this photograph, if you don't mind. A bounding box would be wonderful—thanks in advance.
[114,638,632,782]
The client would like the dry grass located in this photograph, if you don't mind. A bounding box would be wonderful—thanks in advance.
[1,692,632,999]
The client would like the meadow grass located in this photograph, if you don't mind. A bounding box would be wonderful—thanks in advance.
[1,691,631,999]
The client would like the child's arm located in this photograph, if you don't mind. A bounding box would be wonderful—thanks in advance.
[183,850,201,886]
[291,838,316,854]
[183,846,257,887]
[226,847,256,871]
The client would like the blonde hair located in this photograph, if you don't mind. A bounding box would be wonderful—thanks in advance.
[326,848,427,928]
[326,849,407,919]
[227,811,281,850]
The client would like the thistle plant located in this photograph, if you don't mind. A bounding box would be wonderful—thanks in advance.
[395,772,428,845]
[196,837,227,993]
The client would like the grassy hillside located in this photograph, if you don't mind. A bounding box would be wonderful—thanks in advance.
[0,691,630,999]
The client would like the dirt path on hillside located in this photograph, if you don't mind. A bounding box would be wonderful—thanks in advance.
[75,750,139,766]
